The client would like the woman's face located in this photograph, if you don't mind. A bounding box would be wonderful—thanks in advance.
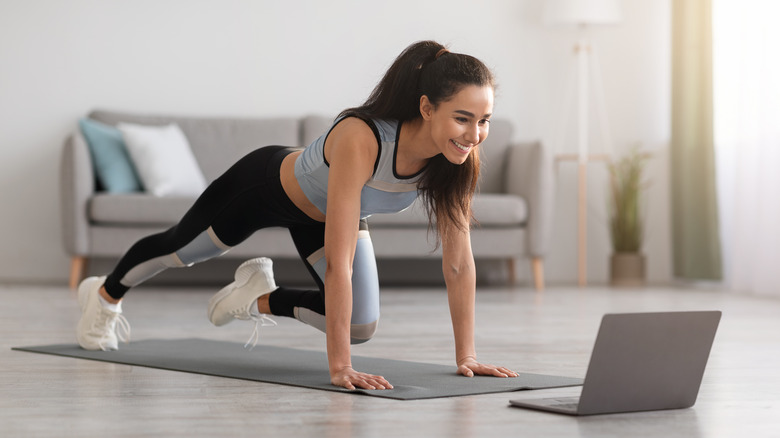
[423,84,494,165]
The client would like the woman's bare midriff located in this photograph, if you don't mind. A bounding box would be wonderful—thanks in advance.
[280,151,327,223]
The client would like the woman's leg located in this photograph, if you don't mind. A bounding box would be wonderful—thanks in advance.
[269,219,381,344]
[102,146,290,299]
[78,146,295,351]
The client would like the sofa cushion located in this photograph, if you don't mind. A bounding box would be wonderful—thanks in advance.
[89,193,196,225]
[473,194,528,226]
[79,118,143,193]
[118,123,208,197]
[367,194,527,227]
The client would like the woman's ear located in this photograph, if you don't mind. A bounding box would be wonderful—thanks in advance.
[419,95,434,120]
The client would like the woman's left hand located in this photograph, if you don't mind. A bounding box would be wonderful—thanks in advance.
[456,357,519,378]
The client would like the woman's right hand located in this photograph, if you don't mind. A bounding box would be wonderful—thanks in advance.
[330,366,393,390]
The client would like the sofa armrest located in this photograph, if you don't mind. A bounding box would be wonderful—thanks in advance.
[60,130,95,256]
[504,141,555,257]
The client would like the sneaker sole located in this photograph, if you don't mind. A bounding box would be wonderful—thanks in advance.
[208,258,275,326]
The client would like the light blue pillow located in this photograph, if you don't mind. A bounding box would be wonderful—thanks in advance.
[79,118,143,192]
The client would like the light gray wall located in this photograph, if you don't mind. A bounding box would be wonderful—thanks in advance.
[0,0,671,285]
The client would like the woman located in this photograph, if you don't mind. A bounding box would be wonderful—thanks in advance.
[77,40,519,390]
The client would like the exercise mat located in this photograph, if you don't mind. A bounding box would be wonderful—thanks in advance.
[13,338,582,400]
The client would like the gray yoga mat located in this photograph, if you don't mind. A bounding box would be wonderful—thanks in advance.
[13,338,582,400]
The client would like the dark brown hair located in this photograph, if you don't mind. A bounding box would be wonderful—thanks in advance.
[340,41,495,239]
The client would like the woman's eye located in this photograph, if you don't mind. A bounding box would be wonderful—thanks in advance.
[479,119,491,125]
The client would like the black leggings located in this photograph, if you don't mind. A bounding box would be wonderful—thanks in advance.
[103,146,381,342]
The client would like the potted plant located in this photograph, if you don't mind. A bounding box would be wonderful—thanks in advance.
[608,147,648,287]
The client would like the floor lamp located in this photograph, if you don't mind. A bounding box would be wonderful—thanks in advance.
[544,0,622,286]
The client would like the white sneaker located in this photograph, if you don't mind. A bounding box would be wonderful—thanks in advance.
[208,257,278,326]
[76,276,131,351]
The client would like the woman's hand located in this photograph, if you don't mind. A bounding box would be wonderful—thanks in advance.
[456,356,519,378]
[331,366,394,390]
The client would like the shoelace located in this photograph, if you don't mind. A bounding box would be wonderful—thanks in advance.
[94,309,132,351]
[241,313,277,350]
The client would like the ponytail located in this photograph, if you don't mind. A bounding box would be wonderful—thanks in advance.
[340,41,446,121]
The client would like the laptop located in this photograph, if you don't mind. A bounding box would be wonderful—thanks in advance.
[509,311,721,416]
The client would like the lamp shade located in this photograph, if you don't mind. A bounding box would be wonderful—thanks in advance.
[544,0,622,25]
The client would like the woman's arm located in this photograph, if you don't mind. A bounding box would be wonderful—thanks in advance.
[441,220,519,378]
[323,118,392,390]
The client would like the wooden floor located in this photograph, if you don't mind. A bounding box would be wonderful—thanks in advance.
[2,282,779,437]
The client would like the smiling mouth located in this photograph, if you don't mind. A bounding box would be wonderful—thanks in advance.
[452,140,472,153]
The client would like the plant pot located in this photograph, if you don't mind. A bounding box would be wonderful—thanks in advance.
[610,252,646,287]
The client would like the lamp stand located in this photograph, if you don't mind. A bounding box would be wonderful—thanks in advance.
[554,35,613,287]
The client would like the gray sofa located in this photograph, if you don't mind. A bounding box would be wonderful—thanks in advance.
[61,110,553,290]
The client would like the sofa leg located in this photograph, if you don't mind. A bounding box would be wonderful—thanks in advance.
[531,257,545,291]
[69,256,88,290]
[507,259,516,284]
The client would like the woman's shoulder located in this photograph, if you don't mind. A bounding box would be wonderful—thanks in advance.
[329,117,379,145]
[329,115,399,148]
[335,115,399,137]
[324,117,383,169]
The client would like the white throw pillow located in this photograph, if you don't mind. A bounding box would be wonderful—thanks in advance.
[118,123,207,197]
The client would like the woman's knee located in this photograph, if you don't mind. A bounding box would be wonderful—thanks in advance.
[350,319,378,344]
[293,307,378,344]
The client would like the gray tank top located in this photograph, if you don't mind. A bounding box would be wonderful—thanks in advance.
[294,117,425,218]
